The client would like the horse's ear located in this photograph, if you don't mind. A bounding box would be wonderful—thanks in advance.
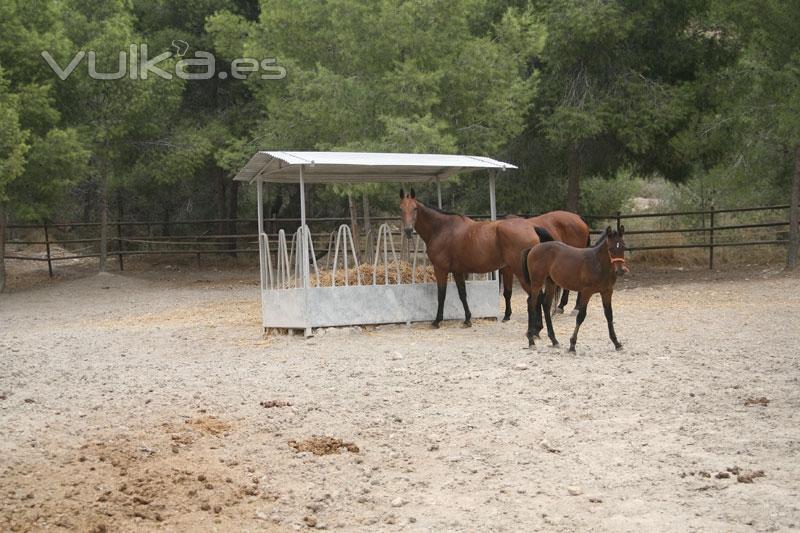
[410,187,416,199]
[619,224,625,236]
[399,188,405,199]
[605,225,612,235]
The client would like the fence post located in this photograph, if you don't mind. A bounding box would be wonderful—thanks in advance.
[709,205,715,270]
[615,211,621,232]
[117,222,124,271]
[43,221,53,278]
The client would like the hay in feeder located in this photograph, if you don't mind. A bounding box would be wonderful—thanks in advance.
[314,261,434,287]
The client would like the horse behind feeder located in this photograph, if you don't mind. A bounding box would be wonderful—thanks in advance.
[522,226,628,351]
[399,188,553,328]
[499,211,591,321]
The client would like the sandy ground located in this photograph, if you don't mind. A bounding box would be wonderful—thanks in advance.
[1,264,800,532]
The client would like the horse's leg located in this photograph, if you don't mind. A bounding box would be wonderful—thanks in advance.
[571,291,582,315]
[517,271,542,341]
[543,279,559,347]
[550,287,561,315]
[601,290,622,350]
[568,291,591,353]
[432,267,448,329]
[526,286,542,347]
[501,267,513,321]
[533,290,545,337]
[454,273,472,328]
[557,289,570,313]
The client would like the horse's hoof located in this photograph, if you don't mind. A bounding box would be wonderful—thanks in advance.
[431,321,441,329]
[555,307,565,315]
[615,343,623,351]
[550,341,560,348]
[568,346,576,353]
[570,309,579,316]
[502,316,511,322]
[462,321,472,328]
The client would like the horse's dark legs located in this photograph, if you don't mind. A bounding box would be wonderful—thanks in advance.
[543,281,559,346]
[601,290,622,350]
[501,267,513,321]
[557,289,570,313]
[569,292,591,352]
[526,288,541,347]
[533,291,545,337]
[454,273,472,327]
[432,268,448,328]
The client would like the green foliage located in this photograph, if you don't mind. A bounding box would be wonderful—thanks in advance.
[0,68,29,202]
[580,169,640,216]
[0,0,797,232]
[245,0,539,155]
[9,128,89,220]
[668,0,800,210]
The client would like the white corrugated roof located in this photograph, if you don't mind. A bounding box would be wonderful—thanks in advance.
[234,151,516,183]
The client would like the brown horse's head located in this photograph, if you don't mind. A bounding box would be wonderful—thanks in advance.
[606,225,628,276]
[399,188,417,238]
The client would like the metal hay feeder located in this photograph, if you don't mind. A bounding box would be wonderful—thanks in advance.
[234,151,516,336]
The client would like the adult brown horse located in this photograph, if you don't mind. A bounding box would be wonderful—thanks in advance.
[399,188,553,329]
[500,211,591,321]
[523,226,628,351]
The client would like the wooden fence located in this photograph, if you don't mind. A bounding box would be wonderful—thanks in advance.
[3,204,794,276]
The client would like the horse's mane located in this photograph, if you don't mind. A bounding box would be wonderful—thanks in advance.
[592,231,609,247]
[419,201,467,219]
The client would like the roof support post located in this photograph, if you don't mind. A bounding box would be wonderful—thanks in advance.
[299,164,312,337]
[489,170,498,286]
[299,165,309,290]
[489,171,497,221]
[257,178,265,234]
[257,178,265,290]
[436,178,443,209]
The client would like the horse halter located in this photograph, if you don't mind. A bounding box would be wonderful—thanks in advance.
[609,250,630,273]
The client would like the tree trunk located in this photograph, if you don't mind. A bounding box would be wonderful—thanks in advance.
[362,191,371,260]
[0,201,6,293]
[116,192,124,271]
[82,183,94,223]
[98,154,109,272]
[227,179,240,255]
[217,169,227,237]
[566,146,581,213]
[161,206,170,237]
[361,191,371,236]
[347,193,359,256]
[788,143,800,269]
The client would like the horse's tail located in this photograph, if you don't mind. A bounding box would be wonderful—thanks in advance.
[578,215,592,247]
[521,248,532,285]
[524,227,553,284]
[534,226,554,243]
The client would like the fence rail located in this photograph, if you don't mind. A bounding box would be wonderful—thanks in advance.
[4,203,795,276]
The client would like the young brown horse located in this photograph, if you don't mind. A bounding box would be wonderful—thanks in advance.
[500,211,590,321]
[523,226,628,351]
[399,189,552,328]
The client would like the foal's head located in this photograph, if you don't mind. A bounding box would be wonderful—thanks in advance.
[399,188,417,238]
[605,225,628,276]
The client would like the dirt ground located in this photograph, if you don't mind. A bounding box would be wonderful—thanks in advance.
[1,262,799,532]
